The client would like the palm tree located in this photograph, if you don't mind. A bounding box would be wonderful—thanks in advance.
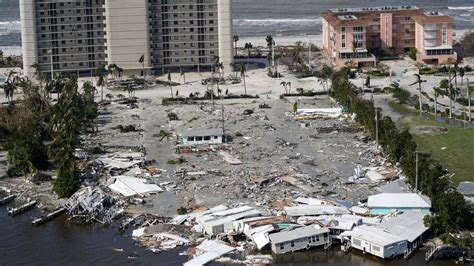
[105,93,114,102]
[440,79,454,118]
[410,74,427,115]
[30,62,47,89]
[351,40,360,68]
[233,35,239,56]
[240,64,247,95]
[244,42,253,70]
[287,82,292,94]
[94,65,107,102]
[280,81,289,94]
[180,68,186,84]
[117,93,125,100]
[451,64,459,100]
[167,72,173,98]
[459,67,465,87]
[266,35,275,72]
[433,86,444,119]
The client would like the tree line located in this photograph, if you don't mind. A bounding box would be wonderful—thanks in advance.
[331,68,472,236]
[0,71,98,198]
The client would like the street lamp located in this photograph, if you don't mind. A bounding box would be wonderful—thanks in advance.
[48,48,54,81]
[414,151,431,193]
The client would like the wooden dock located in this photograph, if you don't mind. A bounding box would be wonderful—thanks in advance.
[32,207,67,226]
[8,201,37,216]
[425,245,467,262]
[0,195,15,206]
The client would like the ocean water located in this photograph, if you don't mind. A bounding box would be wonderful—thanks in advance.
[1,0,474,47]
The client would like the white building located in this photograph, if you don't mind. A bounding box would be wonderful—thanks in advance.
[268,226,330,254]
[181,128,224,146]
[351,225,407,259]
[20,0,234,78]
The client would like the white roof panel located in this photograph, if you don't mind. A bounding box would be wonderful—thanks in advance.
[368,193,431,208]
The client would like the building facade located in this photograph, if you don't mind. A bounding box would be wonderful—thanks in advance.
[20,0,233,78]
[321,6,457,68]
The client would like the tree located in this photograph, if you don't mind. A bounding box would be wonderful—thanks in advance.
[266,35,275,73]
[467,78,472,122]
[233,35,239,56]
[105,93,114,102]
[410,74,427,115]
[244,42,253,70]
[459,67,465,87]
[167,72,173,98]
[117,94,125,100]
[439,78,453,118]
[240,64,247,95]
[180,68,186,84]
[433,86,444,119]
[351,40,360,68]
[30,62,48,90]
[94,64,107,102]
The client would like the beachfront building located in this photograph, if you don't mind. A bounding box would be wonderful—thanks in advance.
[350,210,428,259]
[367,193,431,215]
[19,0,233,78]
[268,226,330,255]
[321,6,457,68]
[181,128,224,146]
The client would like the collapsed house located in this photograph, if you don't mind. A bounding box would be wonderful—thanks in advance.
[284,205,350,217]
[184,240,235,266]
[195,206,263,236]
[108,175,163,197]
[367,193,431,215]
[64,187,115,223]
[268,225,330,254]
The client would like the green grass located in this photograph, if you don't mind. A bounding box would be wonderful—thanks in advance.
[390,101,474,185]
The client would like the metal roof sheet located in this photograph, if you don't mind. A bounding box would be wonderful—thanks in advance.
[377,210,428,243]
[368,193,431,208]
[351,225,405,246]
[268,226,329,244]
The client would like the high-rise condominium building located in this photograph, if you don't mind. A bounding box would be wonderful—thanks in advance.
[321,6,457,68]
[20,0,233,78]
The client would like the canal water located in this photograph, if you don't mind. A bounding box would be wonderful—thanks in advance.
[0,206,458,265]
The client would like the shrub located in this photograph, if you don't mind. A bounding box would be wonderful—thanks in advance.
[408,47,417,60]
[177,207,188,215]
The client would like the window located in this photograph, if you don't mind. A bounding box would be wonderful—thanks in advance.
[442,24,447,45]
[280,244,284,250]
[353,33,363,41]
[204,136,211,141]
[341,26,345,33]
[308,237,312,243]
[372,245,380,252]
[196,136,203,141]
[353,238,362,246]
[405,16,411,21]
[404,40,410,45]
[187,137,195,141]
[353,26,363,32]
[290,241,295,247]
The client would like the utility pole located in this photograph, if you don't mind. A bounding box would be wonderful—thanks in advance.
[271,41,275,77]
[375,110,379,147]
[415,152,419,193]
[49,48,54,81]
[308,39,311,68]
[414,151,431,193]
[468,78,472,122]
[222,104,226,143]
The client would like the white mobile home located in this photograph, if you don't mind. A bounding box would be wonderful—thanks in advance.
[350,225,407,259]
[268,226,330,254]
[181,128,224,146]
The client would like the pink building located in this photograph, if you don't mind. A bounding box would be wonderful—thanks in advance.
[321,6,457,68]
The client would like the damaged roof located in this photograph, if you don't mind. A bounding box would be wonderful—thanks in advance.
[268,225,329,244]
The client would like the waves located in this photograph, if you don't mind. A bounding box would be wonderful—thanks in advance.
[447,6,474,10]
[0,21,21,36]
[234,18,322,27]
